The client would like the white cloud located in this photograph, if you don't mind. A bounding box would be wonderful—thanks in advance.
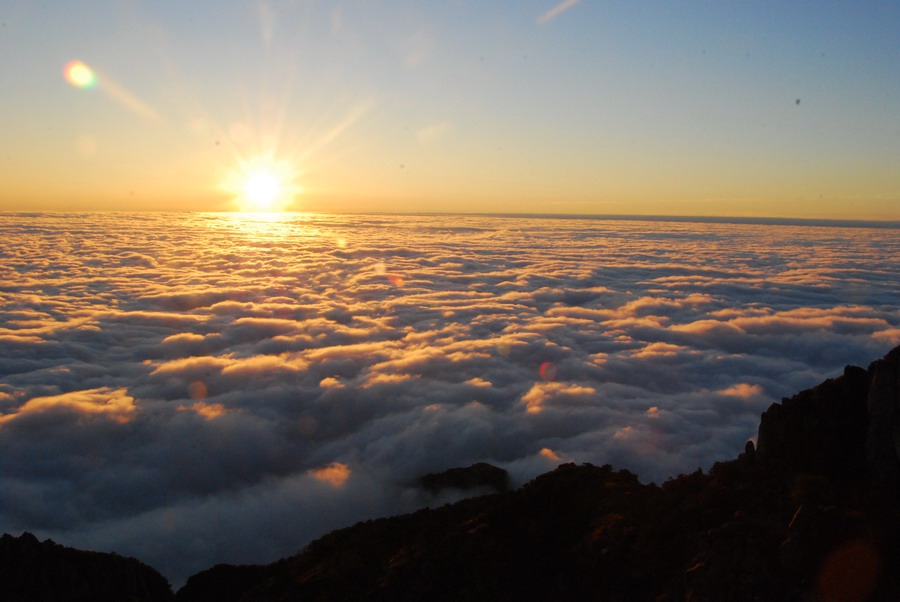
[0,212,898,586]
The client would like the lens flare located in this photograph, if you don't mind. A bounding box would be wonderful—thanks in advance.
[64,60,97,89]
[62,60,159,120]
[539,361,558,381]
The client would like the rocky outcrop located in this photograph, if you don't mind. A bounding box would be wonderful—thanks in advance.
[419,462,510,495]
[756,344,900,494]
[755,364,870,482]
[866,345,900,490]
[0,532,174,602]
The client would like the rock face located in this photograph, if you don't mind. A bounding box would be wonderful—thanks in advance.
[173,345,900,602]
[756,344,900,492]
[866,345,900,489]
[419,462,510,495]
[755,364,870,481]
[0,532,174,602]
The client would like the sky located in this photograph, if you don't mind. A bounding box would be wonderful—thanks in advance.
[2,1,899,217]
[1,212,899,586]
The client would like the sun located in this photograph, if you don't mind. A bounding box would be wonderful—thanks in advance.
[224,157,300,212]
[243,171,282,210]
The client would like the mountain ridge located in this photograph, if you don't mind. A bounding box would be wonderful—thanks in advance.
[0,531,174,602]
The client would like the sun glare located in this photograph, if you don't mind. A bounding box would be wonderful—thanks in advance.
[243,171,281,210]
[224,157,300,212]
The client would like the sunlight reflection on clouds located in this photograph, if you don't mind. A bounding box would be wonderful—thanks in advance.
[0,212,898,585]
[0,387,135,426]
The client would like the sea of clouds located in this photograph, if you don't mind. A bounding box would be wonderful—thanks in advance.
[1,211,898,585]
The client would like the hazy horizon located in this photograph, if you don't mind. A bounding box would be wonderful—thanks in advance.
[4,209,900,228]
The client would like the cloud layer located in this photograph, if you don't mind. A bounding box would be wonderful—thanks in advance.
[1,212,898,585]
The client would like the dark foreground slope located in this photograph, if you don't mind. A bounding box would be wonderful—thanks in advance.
[0,532,174,602]
[177,345,900,602]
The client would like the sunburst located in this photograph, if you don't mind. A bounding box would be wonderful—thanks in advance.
[223,157,300,212]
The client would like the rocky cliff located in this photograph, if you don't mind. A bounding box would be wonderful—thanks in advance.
[755,344,900,493]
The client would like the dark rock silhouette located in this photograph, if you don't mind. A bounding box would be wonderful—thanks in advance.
[419,462,510,495]
[866,345,900,490]
[756,344,900,496]
[756,363,870,482]
[175,564,268,602]
[0,531,174,602]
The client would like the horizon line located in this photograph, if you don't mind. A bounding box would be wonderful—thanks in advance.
[3,210,900,229]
